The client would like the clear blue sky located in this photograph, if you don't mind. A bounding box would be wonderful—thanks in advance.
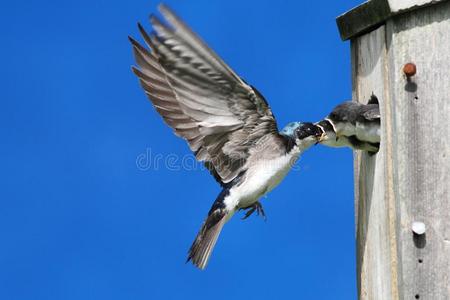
[1,1,363,299]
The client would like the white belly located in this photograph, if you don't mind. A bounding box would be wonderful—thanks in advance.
[224,151,300,210]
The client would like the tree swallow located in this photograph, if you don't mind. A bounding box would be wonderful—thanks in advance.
[316,95,380,154]
[129,4,323,269]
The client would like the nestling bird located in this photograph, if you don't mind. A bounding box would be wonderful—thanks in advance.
[316,95,380,154]
[129,4,323,269]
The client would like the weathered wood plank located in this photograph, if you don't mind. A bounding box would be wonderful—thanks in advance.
[351,1,450,299]
[352,25,399,300]
[385,2,450,298]
[337,0,391,41]
[387,0,447,13]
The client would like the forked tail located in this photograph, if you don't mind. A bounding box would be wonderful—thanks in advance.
[187,192,232,269]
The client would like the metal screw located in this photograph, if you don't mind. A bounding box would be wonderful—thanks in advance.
[403,63,417,78]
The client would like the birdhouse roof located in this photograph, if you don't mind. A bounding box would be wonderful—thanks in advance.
[336,0,447,40]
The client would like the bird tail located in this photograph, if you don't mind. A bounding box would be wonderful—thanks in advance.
[187,200,231,270]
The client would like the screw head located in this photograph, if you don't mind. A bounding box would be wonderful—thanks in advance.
[403,63,417,77]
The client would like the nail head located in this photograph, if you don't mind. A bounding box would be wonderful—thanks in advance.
[403,63,417,77]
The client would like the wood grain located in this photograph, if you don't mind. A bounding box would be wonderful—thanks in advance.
[351,1,450,299]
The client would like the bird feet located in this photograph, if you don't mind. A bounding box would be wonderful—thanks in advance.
[241,202,266,221]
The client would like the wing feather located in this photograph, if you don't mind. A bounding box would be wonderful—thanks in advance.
[130,5,280,185]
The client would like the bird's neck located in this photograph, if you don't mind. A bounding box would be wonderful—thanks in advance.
[280,133,300,155]
[280,133,314,156]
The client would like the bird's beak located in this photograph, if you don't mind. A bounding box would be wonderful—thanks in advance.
[319,135,326,143]
[318,132,326,143]
[314,125,326,144]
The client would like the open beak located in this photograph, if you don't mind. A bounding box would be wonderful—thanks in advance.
[314,125,326,144]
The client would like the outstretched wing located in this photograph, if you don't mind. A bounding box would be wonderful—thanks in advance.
[129,4,279,185]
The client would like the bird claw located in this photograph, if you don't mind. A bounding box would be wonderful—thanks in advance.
[241,202,266,221]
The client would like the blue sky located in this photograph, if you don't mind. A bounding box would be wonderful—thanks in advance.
[1,1,363,299]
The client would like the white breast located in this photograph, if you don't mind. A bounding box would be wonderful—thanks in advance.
[224,149,300,210]
[334,121,356,137]
[356,121,380,143]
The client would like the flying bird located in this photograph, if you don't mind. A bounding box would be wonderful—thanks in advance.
[316,95,380,154]
[129,4,323,269]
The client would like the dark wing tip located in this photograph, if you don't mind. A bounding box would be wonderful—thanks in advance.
[128,36,146,56]
[137,22,156,51]
[128,35,139,47]
[129,35,153,58]
[137,22,145,32]
[185,255,192,264]
[131,65,141,76]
